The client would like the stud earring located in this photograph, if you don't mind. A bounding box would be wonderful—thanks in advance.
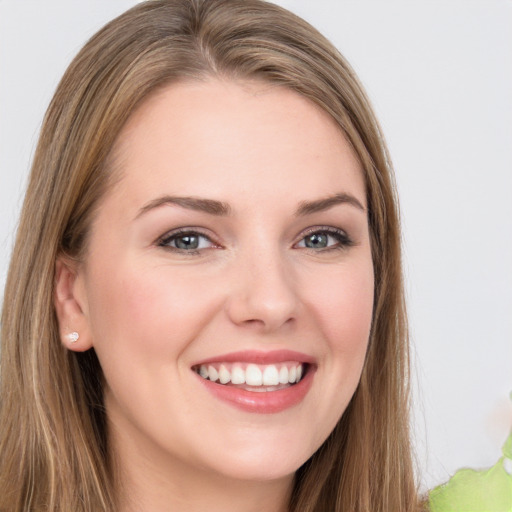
[68,331,79,344]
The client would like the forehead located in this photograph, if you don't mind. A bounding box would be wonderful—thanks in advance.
[106,79,365,213]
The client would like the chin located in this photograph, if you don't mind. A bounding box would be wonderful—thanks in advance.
[208,455,302,483]
[190,426,322,483]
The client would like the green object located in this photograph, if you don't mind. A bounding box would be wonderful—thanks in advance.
[429,432,512,512]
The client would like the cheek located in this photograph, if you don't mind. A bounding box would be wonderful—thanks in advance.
[307,258,374,359]
[85,262,221,362]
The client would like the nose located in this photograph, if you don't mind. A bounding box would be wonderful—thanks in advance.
[225,248,299,333]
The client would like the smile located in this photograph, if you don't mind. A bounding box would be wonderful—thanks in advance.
[193,362,305,391]
[192,351,315,413]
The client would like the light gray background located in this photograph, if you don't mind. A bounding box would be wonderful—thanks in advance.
[1,0,511,493]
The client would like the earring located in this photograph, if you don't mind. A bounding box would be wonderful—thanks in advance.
[68,331,79,344]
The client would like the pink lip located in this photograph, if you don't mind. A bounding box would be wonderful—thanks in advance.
[192,349,315,366]
[192,350,316,414]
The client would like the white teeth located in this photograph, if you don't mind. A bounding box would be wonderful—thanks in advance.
[231,364,245,385]
[208,365,218,382]
[262,365,279,386]
[245,364,263,386]
[218,364,230,384]
[197,362,305,387]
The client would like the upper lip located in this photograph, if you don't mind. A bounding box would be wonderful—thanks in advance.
[192,349,316,367]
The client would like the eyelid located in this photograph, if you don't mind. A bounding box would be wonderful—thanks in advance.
[156,227,221,252]
[294,225,354,250]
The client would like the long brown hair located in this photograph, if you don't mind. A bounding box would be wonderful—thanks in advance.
[0,1,419,510]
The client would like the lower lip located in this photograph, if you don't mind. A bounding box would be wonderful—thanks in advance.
[195,367,315,414]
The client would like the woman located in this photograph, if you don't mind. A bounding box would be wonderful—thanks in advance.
[0,0,420,510]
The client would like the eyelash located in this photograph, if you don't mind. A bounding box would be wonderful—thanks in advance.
[297,226,354,252]
[157,228,217,255]
[157,226,353,254]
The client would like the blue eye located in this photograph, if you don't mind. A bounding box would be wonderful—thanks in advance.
[296,228,352,251]
[159,230,214,251]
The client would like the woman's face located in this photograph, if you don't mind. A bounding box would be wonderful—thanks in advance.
[64,80,374,483]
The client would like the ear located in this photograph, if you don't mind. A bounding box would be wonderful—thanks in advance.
[54,257,94,352]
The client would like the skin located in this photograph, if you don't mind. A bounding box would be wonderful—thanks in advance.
[55,79,374,512]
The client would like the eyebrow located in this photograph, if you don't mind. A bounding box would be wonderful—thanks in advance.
[295,193,365,216]
[136,195,232,219]
[136,192,365,219]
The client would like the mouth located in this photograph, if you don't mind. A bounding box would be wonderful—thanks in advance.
[192,361,307,392]
[191,351,315,414]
